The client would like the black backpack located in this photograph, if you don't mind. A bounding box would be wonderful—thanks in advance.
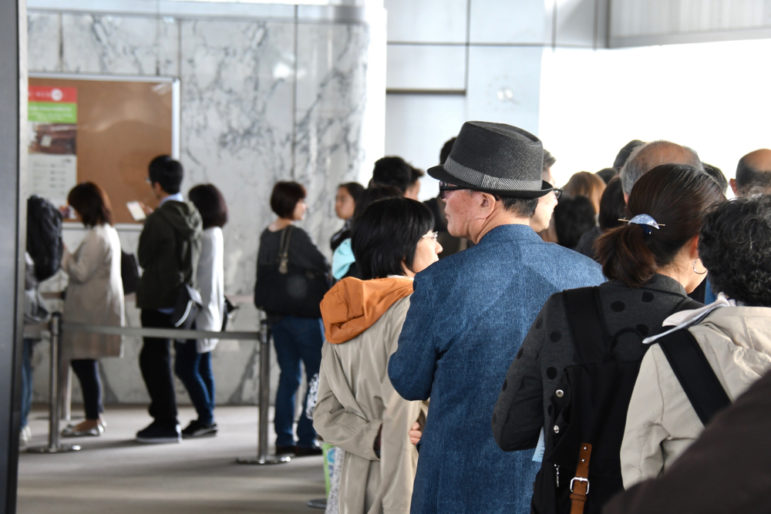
[26,195,63,282]
[531,287,647,514]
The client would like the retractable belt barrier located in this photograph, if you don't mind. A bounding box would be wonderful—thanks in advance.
[26,313,290,464]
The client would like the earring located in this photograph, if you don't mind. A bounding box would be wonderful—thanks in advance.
[693,259,707,275]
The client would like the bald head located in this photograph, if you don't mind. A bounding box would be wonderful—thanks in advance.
[733,149,771,197]
[620,140,703,195]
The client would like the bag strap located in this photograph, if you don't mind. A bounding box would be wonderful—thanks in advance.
[278,225,293,274]
[569,443,592,514]
[658,328,731,426]
[562,287,609,364]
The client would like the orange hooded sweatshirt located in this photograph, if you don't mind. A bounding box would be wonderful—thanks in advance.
[320,276,414,344]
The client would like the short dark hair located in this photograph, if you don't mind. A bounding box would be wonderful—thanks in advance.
[189,183,228,229]
[613,139,645,170]
[699,196,771,306]
[371,156,413,193]
[596,167,618,184]
[337,182,365,204]
[410,166,425,186]
[554,196,596,249]
[352,197,434,279]
[735,156,771,196]
[270,181,306,218]
[67,182,113,227]
[703,163,728,194]
[439,137,456,164]
[352,185,402,221]
[596,164,725,287]
[597,176,625,230]
[148,155,183,194]
[501,197,538,217]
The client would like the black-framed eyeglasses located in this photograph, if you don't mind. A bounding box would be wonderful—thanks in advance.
[544,181,562,200]
[439,182,466,199]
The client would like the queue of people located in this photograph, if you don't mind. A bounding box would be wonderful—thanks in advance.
[19,121,771,514]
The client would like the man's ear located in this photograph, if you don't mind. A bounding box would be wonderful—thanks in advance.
[730,178,739,197]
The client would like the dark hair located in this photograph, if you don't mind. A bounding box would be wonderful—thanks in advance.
[338,182,365,204]
[189,183,228,229]
[735,156,771,196]
[410,166,425,185]
[703,163,728,194]
[148,155,183,194]
[270,181,306,219]
[501,197,538,217]
[596,164,724,287]
[554,196,596,249]
[699,196,771,306]
[613,139,645,170]
[352,185,402,221]
[439,137,456,164]
[351,197,434,279]
[67,182,113,227]
[596,167,618,184]
[543,149,556,172]
[597,176,625,230]
[371,156,413,193]
[563,171,606,214]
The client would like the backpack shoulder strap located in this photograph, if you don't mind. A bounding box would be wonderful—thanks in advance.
[658,329,731,426]
[562,287,608,363]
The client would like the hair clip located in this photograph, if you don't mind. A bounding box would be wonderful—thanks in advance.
[618,214,665,236]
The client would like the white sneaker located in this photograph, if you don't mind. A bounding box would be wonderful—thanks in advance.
[20,425,31,448]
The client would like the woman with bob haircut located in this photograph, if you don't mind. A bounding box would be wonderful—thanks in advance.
[313,197,442,514]
[254,180,330,456]
[620,195,771,488]
[173,183,228,438]
[60,182,124,437]
[492,164,724,512]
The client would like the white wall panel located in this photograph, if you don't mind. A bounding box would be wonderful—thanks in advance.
[385,0,468,43]
[468,0,551,44]
[386,44,467,91]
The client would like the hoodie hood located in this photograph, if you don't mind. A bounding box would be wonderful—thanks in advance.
[157,200,202,239]
[321,276,413,343]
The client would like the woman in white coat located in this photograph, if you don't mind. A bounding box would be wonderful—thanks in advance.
[61,182,124,437]
[174,184,227,438]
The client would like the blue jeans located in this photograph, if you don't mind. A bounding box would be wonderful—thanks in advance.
[174,339,215,425]
[270,316,323,448]
[20,338,34,429]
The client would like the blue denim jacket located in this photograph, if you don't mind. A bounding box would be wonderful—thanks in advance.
[389,224,605,514]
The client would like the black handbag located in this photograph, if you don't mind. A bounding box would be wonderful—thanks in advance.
[171,283,202,329]
[254,226,329,318]
[121,250,140,295]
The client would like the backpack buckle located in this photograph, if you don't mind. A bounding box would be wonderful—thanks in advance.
[569,477,590,494]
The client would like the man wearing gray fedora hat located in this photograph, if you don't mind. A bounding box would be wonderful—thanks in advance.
[388,122,605,513]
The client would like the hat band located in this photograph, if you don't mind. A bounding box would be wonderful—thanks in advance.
[444,156,542,192]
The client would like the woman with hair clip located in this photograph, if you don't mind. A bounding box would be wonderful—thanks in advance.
[492,164,725,513]
[619,195,771,489]
[313,197,442,514]
[60,182,124,437]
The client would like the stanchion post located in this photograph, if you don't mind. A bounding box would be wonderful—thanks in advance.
[28,313,80,453]
[237,314,290,465]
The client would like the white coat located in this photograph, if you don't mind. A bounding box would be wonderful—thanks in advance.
[195,227,224,353]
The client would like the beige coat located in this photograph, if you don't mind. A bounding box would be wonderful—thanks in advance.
[621,305,771,488]
[314,283,426,514]
[61,224,124,359]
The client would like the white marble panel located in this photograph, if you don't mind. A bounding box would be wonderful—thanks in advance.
[466,45,543,136]
[385,0,468,43]
[28,12,61,72]
[179,19,296,298]
[469,0,551,45]
[555,0,604,48]
[386,44,466,91]
[294,22,372,255]
[61,14,162,75]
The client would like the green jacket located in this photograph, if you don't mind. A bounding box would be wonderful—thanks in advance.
[136,199,202,310]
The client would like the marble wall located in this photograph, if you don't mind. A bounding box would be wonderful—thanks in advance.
[27,4,384,408]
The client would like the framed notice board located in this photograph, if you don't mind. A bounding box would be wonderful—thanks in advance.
[28,74,179,224]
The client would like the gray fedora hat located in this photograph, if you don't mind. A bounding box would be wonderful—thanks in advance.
[428,121,552,198]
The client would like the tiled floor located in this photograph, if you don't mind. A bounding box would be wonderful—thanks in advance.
[16,405,326,513]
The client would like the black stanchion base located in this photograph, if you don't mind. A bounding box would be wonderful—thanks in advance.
[27,444,82,453]
[236,454,292,465]
[307,498,326,509]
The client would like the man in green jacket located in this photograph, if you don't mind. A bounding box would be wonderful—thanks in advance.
[136,155,202,443]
